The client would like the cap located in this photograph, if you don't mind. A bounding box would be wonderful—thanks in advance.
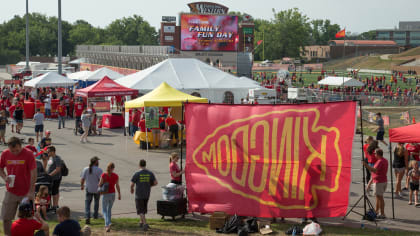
[18,202,33,212]
[45,130,51,135]
[90,156,100,163]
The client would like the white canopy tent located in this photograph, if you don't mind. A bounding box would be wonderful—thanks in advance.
[24,72,77,88]
[67,70,93,81]
[318,76,365,87]
[84,67,124,81]
[116,58,261,103]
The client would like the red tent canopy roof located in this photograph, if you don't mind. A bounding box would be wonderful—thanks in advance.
[389,123,420,143]
[75,76,138,97]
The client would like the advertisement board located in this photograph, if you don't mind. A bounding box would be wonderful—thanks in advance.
[181,14,238,51]
[163,25,175,33]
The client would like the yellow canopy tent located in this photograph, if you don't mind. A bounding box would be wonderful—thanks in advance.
[125,82,208,108]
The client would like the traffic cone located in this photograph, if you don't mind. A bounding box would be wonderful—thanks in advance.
[413,117,416,124]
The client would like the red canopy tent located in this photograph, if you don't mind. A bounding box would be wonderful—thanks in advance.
[389,123,420,143]
[75,76,138,97]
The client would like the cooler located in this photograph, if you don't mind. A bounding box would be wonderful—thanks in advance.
[156,198,187,220]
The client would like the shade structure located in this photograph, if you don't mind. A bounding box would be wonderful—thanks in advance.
[116,58,260,103]
[75,76,138,98]
[24,72,77,88]
[318,76,365,87]
[67,70,93,81]
[389,123,420,143]
[84,67,124,81]
[125,82,208,108]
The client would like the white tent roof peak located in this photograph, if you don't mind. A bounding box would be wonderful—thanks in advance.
[67,70,93,81]
[84,67,124,81]
[24,72,77,88]
[116,58,259,90]
[318,76,365,87]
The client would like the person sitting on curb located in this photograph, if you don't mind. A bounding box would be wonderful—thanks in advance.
[11,201,49,236]
[53,206,91,236]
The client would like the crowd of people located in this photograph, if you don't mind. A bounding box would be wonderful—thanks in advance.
[361,112,420,219]
[0,134,186,235]
[252,70,420,105]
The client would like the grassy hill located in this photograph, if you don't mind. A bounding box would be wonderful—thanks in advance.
[323,56,407,70]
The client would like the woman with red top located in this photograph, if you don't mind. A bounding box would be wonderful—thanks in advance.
[365,140,379,193]
[99,162,121,232]
[169,152,184,185]
[363,137,374,182]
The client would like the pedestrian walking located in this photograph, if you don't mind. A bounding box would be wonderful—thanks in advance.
[99,162,120,232]
[57,101,66,129]
[80,157,103,224]
[33,109,45,143]
[80,110,91,143]
[46,146,63,212]
[130,159,157,231]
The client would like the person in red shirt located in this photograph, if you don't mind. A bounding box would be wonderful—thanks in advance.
[138,114,146,132]
[25,138,38,156]
[363,148,388,219]
[131,109,141,135]
[99,162,121,232]
[73,99,84,132]
[57,100,66,129]
[8,102,16,133]
[169,152,184,185]
[11,202,49,236]
[406,143,420,162]
[166,115,179,147]
[0,137,37,235]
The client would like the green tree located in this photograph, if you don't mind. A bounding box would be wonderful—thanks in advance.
[358,30,376,40]
[105,15,158,45]
[264,8,311,59]
[69,20,102,47]
[310,19,341,45]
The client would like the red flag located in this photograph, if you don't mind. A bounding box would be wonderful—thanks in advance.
[185,101,356,218]
[335,29,346,38]
[257,40,263,45]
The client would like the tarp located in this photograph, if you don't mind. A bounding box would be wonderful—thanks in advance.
[84,67,124,81]
[75,76,138,98]
[318,76,365,87]
[116,58,260,103]
[389,123,420,143]
[125,82,208,108]
[24,72,77,88]
[185,101,356,218]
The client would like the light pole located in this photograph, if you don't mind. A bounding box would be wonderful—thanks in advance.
[25,0,29,71]
[58,0,62,74]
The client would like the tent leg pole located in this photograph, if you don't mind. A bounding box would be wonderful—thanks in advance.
[389,141,395,219]
[180,103,184,179]
[146,129,149,152]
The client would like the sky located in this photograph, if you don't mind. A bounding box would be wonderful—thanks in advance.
[0,0,419,34]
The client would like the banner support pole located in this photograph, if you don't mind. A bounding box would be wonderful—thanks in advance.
[180,102,185,175]
[359,100,367,216]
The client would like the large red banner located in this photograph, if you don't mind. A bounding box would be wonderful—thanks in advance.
[185,102,356,218]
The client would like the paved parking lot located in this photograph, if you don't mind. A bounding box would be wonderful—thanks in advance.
[0,117,419,232]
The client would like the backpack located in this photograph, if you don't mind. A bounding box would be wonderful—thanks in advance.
[61,161,69,176]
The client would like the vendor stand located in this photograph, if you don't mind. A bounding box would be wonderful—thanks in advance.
[23,72,77,118]
[125,82,208,151]
[75,76,138,130]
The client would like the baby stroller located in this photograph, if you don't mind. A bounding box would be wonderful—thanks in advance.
[35,163,53,215]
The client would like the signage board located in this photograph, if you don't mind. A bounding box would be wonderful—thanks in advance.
[181,14,239,51]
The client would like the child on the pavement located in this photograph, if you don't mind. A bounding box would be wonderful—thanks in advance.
[97,117,102,135]
[407,160,420,206]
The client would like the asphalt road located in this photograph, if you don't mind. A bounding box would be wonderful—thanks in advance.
[0,116,419,232]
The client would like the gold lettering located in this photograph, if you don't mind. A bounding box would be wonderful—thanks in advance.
[291,117,301,199]
[217,135,231,176]
[231,125,249,187]
[202,142,217,169]
[248,121,270,193]
[281,117,294,198]
[269,118,281,196]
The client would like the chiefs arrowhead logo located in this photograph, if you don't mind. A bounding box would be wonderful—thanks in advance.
[192,108,343,210]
